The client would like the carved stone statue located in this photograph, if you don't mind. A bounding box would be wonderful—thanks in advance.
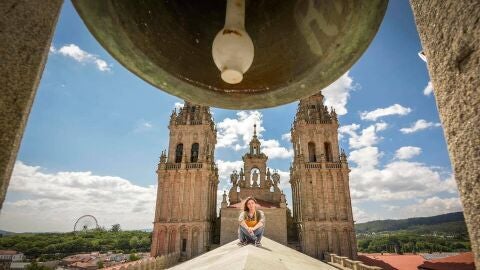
[251,170,259,187]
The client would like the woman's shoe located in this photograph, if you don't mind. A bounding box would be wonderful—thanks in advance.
[254,241,262,247]
[237,241,248,247]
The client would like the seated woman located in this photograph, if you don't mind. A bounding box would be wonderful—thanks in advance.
[238,197,265,247]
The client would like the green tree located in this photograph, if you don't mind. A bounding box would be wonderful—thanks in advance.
[111,224,121,232]
[129,253,140,261]
[116,238,130,252]
[129,236,139,249]
[26,261,50,270]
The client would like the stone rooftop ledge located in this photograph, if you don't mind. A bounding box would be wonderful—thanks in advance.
[169,237,337,270]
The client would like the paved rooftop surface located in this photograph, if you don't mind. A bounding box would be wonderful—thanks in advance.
[169,237,336,270]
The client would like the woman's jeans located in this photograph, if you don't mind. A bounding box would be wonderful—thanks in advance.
[238,226,264,243]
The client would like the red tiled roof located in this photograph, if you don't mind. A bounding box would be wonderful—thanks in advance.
[358,253,425,270]
[0,250,18,255]
[418,252,474,270]
[228,199,278,209]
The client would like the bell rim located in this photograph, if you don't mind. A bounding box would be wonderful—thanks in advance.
[72,0,388,109]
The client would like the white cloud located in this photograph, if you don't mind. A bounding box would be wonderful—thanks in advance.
[281,133,291,141]
[423,81,434,96]
[52,44,112,72]
[174,102,184,110]
[275,169,291,192]
[394,146,422,160]
[349,147,383,169]
[360,104,412,121]
[350,160,456,201]
[400,119,442,134]
[352,206,378,223]
[339,123,387,149]
[0,161,156,232]
[133,119,153,133]
[339,124,455,202]
[260,139,293,159]
[216,160,244,186]
[338,123,360,140]
[216,111,264,150]
[322,72,355,115]
[400,197,462,218]
[216,111,293,159]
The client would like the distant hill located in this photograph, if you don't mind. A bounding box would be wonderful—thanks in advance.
[0,230,14,236]
[355,212,467,234]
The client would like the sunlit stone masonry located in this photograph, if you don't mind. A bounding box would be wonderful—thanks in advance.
[290,92,357,260]
[151,102,219,260]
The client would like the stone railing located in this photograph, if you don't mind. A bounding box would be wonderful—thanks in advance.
[305,162,321,169]
[306,119,333,124]
[165,163,181,170]
[325,162,342,169]
[305,162,343,169]
[105,252,180,270]
[186,163,203,169]
[190,120,203,125]
[163,163,204,170]
[324,253,382,270]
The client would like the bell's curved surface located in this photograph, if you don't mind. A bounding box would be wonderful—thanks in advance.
[72,0,388,109]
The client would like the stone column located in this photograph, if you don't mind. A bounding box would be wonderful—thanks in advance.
[0,0,63,209]
[410,0,480,264]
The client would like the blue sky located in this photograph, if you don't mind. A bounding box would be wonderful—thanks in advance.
[0,1,461,232]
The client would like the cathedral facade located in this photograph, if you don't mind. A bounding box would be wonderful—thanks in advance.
[152,93,356,261]
[290,92,357,259]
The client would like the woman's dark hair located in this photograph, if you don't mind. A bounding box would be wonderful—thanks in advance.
[243,197,257,212]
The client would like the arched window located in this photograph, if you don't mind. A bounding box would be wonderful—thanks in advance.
[308,142,316,162]
[190,143,199,162]
[175,143,183,163]
[324,142,332,162]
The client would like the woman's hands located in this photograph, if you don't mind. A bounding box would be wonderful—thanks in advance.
[247,227,254,235]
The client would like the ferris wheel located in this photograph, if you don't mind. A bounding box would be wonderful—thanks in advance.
[74,215,99,232]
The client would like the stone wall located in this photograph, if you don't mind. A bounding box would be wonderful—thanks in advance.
[410,0,480,265]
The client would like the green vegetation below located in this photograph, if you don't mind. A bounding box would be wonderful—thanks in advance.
[356,231,471,253]
[355,212,466,233]
[0,229,151,261]
[355,212,471,253]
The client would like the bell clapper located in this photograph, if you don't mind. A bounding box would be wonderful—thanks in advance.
[212,0,254,84]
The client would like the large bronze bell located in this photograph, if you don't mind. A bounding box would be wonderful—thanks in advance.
[72,0,387,109]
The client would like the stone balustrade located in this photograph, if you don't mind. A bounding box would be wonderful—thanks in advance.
[163,163,204,170]
[305,162,322,169]
[304,162,343,169]
[105,252,180,270]
[325,162,342,169]
[186,163,203,169]
[164,163,181,170]
[324,253,382,270]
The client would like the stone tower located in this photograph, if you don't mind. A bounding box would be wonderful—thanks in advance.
[151,101,219,260]
[290,92,357,260]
